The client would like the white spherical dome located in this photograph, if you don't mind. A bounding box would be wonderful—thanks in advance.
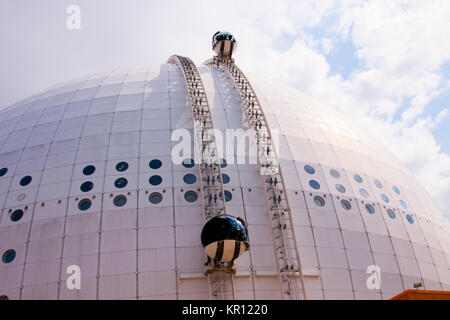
[0,63,448,300]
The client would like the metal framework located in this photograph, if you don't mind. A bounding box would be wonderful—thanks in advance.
[205,56,307,300]
[167,55,235,300]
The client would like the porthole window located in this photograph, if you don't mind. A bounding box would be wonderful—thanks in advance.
[353,174,363,183]
[359,188,369,198]
[309,180,320,190]
[182,158,195,168]
[78,199,92,211]
[375,179,383,188]
[149,192,163,204]
[113,195,127,207]
[149,159,162,169]
[330,169,340,178]
[114,178,128,188]
[393,186,400,195]
[0,167,7,177]
[399,200,408,209]
[365,204,375,214]
[0,295,8,300]
[116,161,129,172]
[304,165,315,175]
[149,175,162,186]
[80,181,94,192]
[20,176,32,186]
[183,174,197,184]
[83,165,96,176]
[335,184,346,193]
[184,191,198,202]
[220,190,232,202]
[219,158,227,168]
[313,196,325,207]
[10,209,24,222]
[387,209,396,219]
[2,249,16,264]
[218,173,230,184]
[406,214,414,224]
[381,194,390,203]
[341,199,352,210]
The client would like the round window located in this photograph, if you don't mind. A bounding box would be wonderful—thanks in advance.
[353,174,363,183]
[313,196,325,207]
[219,158,227,168]
[359,188,369,198]
[83,165,96,176]
[335,184,346,193]
[10,209,24,222]
[375,180,383,188]
[218,173,230,184]
[78,199,92,211]
[341,199,352,210]
[184,191,198,202]
[399,200,408,209]
[183,174,197,184]
[304,165,315,175]
[182,158,195,168]
[309,180,320,190]
[2,249,16,264]
[113,195,127,207]
[116,162,129,172]
[393,186,400,195]
[149,159,162,169]
[149,192,163,204]
[149,175,162,186]
[0,167,8,177]
[114,178,128,188]
[80,181,94,192]
[220,190,232,202]
[406,214,414,224]
[20,176,32,186]
[381,194,390,203]
[387,209,396,219]
[330,169,340,178]
[365,204,375,214]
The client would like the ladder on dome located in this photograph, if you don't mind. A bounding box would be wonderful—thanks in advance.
[205,56,307,300]
[167,55,236,300]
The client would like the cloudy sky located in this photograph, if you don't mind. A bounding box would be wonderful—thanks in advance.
[1,0,449,220]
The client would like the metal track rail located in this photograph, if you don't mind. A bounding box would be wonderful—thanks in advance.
[205,56,307,300]
[167,55,235,300]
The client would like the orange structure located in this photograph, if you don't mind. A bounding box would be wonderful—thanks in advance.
[391,290,450,300]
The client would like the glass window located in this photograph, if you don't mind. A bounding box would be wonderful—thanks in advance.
[149,175,162,186]
[114,178,128,188]
[393,186,400,194]
[309,180,320,190]
[116,161,129,172]
[113,195,127,207]
[184,191,198,202]
[220,190,232,202]
[183,174,197,184]
[182,158,195,168]
[2,249,16,264]
[20,176,32,186]
[399,200,407,209]
[149,192,163,204]
[218,173,230,184]
[365,204,375,214]
[304,165,315,175]
[149,159,162,169]
[381,194,390,203]
[359,188,369,198]
[10,209,24,222]
[83,165,96,176]
[406,214,414,224]
[330,169,340,178]
[353,174,363,183]
[387,209,396,219]
[0,167,7,177]
[313,196,325,207]
[78,199,92,211]
[80,181,94,192]
[375,179,383,188]
[341,199,351,210]
[219,158,227,168]
[335,184,346,193]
